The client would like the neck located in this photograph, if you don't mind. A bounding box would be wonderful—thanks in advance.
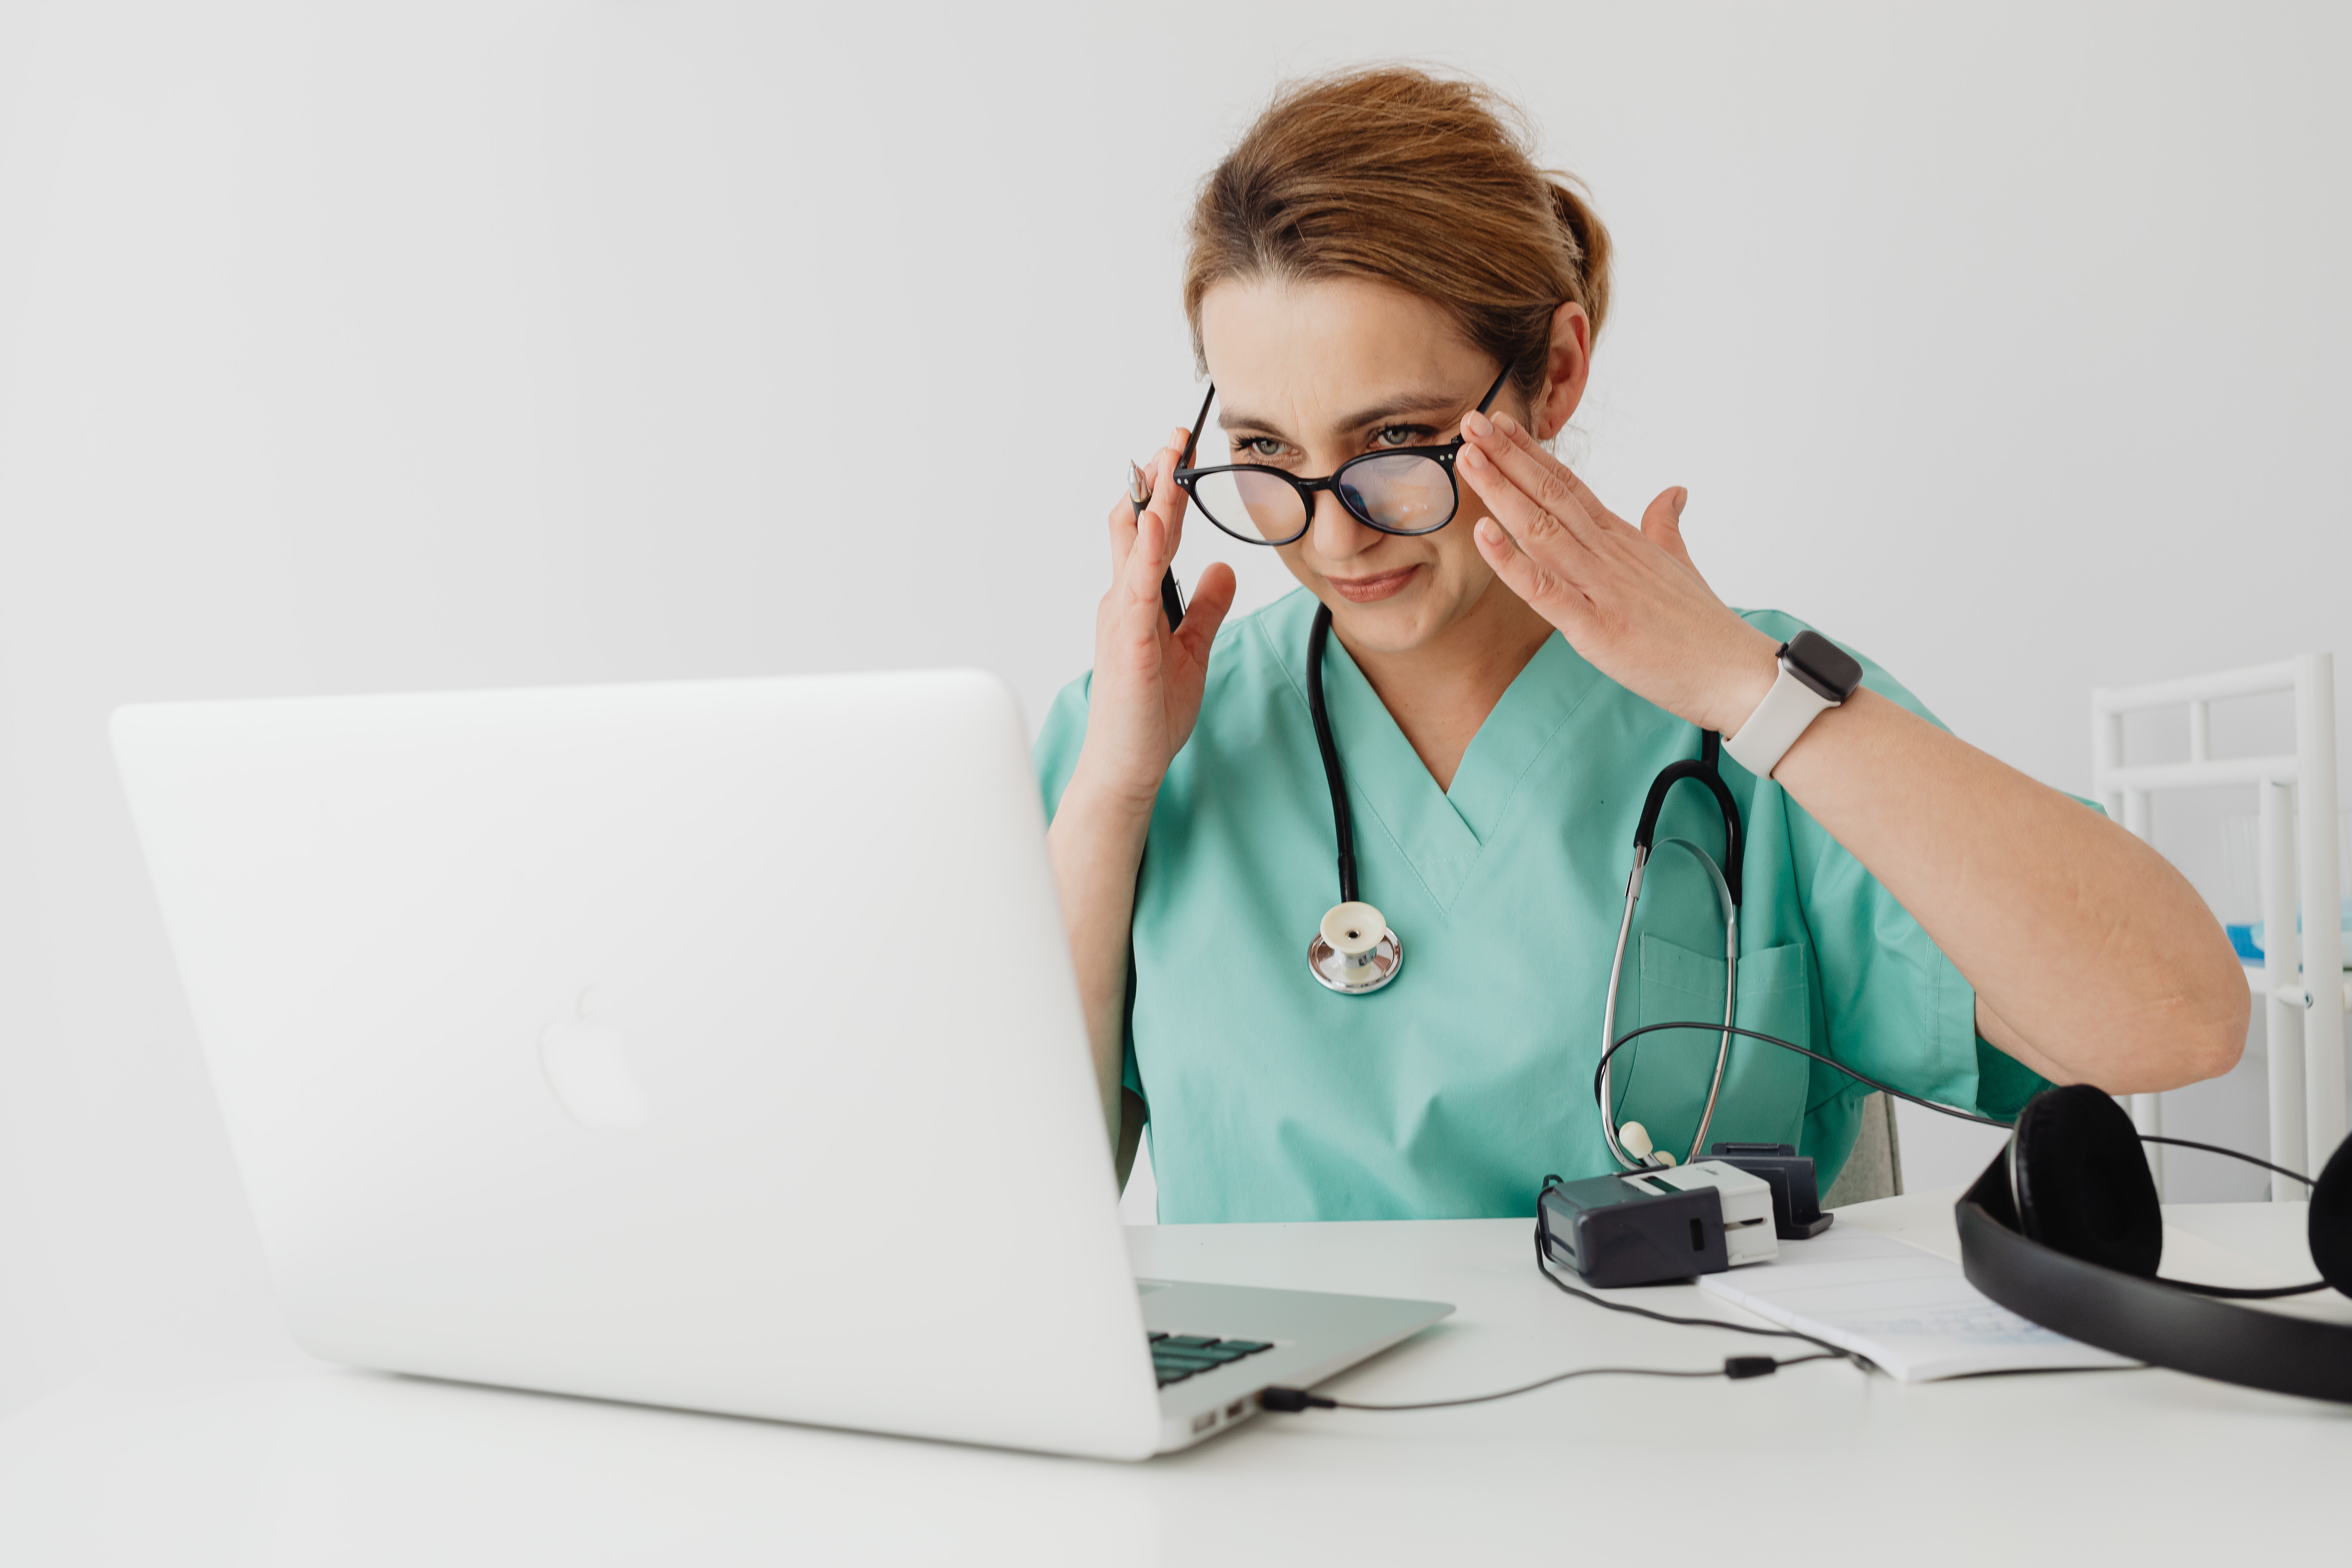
[1336,582,1556,792]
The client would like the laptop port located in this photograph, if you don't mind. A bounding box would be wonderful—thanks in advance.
[1191,1410,1217,1434]
[1225,1400,1246,1420]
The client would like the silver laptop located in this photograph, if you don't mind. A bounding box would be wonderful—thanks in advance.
[112,670,1449,1460]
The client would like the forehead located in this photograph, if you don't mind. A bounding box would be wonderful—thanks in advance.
[1197,276,1487,429]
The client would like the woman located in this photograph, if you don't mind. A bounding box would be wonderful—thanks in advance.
[1040,68,2244,1220]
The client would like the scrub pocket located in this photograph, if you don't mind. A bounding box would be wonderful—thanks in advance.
[1608,935,1813,1158]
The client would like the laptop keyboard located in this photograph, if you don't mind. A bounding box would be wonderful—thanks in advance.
[1148,1332,1274,1388]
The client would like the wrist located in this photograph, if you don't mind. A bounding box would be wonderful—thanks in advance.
[1768,685,1875,781]
[1721,629,1868,778]
[1063,751,1163,825]
[1702,628,1784,736]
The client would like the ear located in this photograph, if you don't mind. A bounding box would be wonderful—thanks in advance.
[1531,301,1592,441]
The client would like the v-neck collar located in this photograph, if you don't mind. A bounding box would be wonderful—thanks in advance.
[1256,590,1602,914]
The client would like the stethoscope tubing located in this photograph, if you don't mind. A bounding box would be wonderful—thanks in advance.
[1599,836,1739,1169]
[1305,606,1359,905]
[1302,597,1751,1159]
[1287,584,2333,1209]
[1596,1025,2333,1298]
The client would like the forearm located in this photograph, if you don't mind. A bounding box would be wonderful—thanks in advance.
[1772,689,2248,1093]
[1448,411,2247,1093]
[1046,760,1157,1142]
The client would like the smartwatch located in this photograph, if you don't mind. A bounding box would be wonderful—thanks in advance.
[1724,630,1864,779]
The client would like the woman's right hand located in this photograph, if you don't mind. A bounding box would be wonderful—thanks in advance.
[1075,427,1237,807]
[1052,432,1236,1151]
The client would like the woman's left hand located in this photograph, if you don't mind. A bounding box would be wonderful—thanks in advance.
[1459,419,2248,1096]
[1457,408,1781,736]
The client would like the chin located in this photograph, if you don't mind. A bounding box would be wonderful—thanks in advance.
[1326,588,1450,655]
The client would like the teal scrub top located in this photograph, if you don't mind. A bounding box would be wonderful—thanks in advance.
[1035,587,2049,1222]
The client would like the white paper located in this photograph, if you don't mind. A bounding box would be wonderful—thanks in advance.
[1695,1223,2136,1381]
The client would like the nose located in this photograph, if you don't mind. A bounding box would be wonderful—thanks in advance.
[1306,485,1380,562]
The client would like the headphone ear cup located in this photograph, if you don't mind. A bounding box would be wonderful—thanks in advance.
[2310,1135,2352,1296]
[2009,1084,2163,1278]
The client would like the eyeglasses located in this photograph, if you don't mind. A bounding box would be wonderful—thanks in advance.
[1172,364,1512,547]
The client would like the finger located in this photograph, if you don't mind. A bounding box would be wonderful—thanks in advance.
[1456,435,1603,578]
[1472,513,1593,631]
[1172,560,1238,661]
[1107,469,1144,580]
[1639,487,1707,582]
[1468,409,1637,543]
[1462,409,1627,541]
[1142,435,1191,544]
[1121,502,1173,609]
[1484,407,1602,496]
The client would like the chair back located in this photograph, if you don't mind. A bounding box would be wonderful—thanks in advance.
[1821,1091,1905,1207]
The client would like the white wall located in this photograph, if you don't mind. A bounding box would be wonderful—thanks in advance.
[3,1,2346,1416]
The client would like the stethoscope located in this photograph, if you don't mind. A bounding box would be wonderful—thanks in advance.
[1300,600,1747,1169]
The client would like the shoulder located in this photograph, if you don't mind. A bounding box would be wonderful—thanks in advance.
[1732,607,1950,733]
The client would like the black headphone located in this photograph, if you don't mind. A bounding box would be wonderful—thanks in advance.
[1958,1083,2352,1405]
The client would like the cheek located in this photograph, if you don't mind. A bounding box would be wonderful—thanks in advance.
[1426,523,1498,590]
[1270,540,1321,593]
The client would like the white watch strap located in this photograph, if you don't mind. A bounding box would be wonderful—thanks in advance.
[1724,664,1838,778]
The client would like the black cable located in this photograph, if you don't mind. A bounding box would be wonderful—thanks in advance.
[1594,1021,2015,1133]
[1602,1029,2335,1199]
[1528,1225,1848,1355]
[1259,1228,1858,1414]
[2132,1136,2329,1295]
[2161,1276,2331,1299]
[2139,1133,2315,1189]
[1596,1037,2333,1297]
[1262,1352,1842,1413]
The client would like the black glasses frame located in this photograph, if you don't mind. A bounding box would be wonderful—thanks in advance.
[1171,364,1513,546]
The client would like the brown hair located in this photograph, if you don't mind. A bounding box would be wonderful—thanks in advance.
[1183,67,1611,407]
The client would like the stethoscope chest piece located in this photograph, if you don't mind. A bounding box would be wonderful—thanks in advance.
[1308,900,1402,995]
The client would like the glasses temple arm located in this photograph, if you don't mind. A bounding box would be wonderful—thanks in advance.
[1475,363,1512,415]
[1178,384,1214,469]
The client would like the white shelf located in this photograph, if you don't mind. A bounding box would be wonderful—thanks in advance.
[2243,961,2352,1010]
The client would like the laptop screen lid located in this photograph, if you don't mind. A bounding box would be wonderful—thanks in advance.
[113,670,1161,1460]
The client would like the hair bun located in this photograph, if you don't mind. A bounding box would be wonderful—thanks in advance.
[1184,67,1613,399]
[1545,177,1612,340]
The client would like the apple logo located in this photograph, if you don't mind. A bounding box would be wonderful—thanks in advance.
[538,988,650,1130]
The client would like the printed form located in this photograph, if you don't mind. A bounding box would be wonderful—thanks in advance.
[1695,1222,2136,1381]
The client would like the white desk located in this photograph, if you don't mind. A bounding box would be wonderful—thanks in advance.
[2,1193,2346,1565]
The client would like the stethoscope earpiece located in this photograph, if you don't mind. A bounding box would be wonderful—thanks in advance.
[1309,900,1402,995]
[1614,1122,1680,1167]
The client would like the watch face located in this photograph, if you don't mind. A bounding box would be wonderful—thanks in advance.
[1782,630,1863,702]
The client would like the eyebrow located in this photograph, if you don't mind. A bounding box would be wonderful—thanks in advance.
[1216,387,1474,439]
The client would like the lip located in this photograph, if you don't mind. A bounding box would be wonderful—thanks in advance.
[1325,564,1422,604]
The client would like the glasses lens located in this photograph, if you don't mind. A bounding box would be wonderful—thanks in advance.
[1337,454,1456,534]
[1187,466,1309,544]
